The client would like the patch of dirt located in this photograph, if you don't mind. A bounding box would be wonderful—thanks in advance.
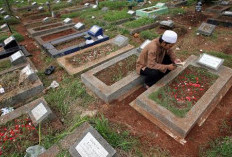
[54,37,86,50]
[222,44,232,54]
[41,28,77,41]
[100,85,232,157]
[95,55,137,86]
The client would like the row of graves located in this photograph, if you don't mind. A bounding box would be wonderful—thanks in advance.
[0,0,232,156]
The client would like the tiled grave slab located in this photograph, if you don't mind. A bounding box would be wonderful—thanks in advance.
[197,22,216,36]
[207,15,232,27]
[206,5,231,13]
[0,97,55,126]
[167,0,187,8]
[34,27,86,46]
[81,48,144,103]
[130,55,232,144]
[39,122,116,157]
[0,63,44,107]
[136,3,168,17]
[57,37,134,75]
[43,31,109,58]
[27,22,75,37]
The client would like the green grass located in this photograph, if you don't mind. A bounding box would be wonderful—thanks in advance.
[168,8,186,15]
[0,16,20,25]
[0,31,24,43]
[98,1,129,10]
[103,10,131,22]
[200,137,232,157]
[123,17,154,29]
[206,51,232,68]
[0,59,11,72]
[140,30,159,40]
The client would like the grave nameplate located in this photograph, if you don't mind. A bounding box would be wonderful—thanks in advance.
[160,20,174,28]
[88,25,103,37]
[69,124,116,157]
[0,8,3,12]
[74,22,85,30]
[1,11,6,15]
[197,22,216,36]
[155,2,166,8]
[138,39,151,52]
[84,3,90,6]
[112,34,128,47]
[92,5,97,8]
[222,11,232,16]
[32,2,37,5]
[31,103,48,121]
[1,24,8,31]
[64,18,72,24]
[128,10,135,15]
[4,15,10,20]
[3,36,19,50]
[10,50,26,65]
[197,53,224,70]
[42,17,50,23]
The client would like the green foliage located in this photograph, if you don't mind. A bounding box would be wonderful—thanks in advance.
[168,8,186,15]
[123,17,154,28]
[140,30,159,40]
[0,59,11,72]
[92,115,137,151]
[52,2,73,10]
[0,17,20,25]
[103,10,131,22]
[0,32,24,43]
[98,1,129,10]
[201,137,232,157]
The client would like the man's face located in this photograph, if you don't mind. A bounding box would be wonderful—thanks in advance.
[161,42,175,50]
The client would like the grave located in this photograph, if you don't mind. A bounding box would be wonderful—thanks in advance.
[12,4,38,12]
[222,11,232,16]
[130,55,232,144]
[34,27,87,46]
[0,63,44,107]
[43,26,109,58]
[23,18,60,28]
[27,22,75,37]
[74,22,85,30]
[64,18,72,24]
[1,24,8,31]
[136,3,168,18]
[197,22,216,36]
[0,36,30,59]
[81,48,144,103]
[167,0,187,8]
[206,5,231,14]
[10,50,27,65]
[64,4,93,13]
[57,35,134,75]
[207,15,232,27]
[160,20,174,29]
[39,122,116,156]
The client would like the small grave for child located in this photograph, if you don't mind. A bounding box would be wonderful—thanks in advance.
[43,25,109,58]
[206,5,231,14]
[57,35,134,75]
[136,3,168,18]
[27,21,75,37]
[39,122,115,156]
[81,48,144,103]
[130,55,232,144]
[207,14,232,27]
[0,97,60,156]
[197,22,216,36]
[0,64,44,106]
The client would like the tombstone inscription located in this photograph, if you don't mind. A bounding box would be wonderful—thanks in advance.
[197,53,224,70]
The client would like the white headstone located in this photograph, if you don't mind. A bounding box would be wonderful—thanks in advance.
[75,132,109,157]
[140,39,151,50]
[1,11,6,15]
[90,25,99,34]
[4,36,14,45]
[21,65,34,76]
[1,24,8,30]
[222,11,232,16]
[38,6,44,10]
[10,50,24,61]
[31,103,48,121]
[84,3,90,6]
[0,8,3,11]
[97,35,103,39]
[74,22,84,30]
[155,3,166,8]
[42,17,50,23]
[86,39,94,45]
[64,18,72,24]
[197,53,224,70]
[128,10,135,15]
[92,5,97,8]
[4,15,10,20]
[32,2,37,5]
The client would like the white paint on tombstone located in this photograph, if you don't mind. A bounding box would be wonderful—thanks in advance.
[10,50,23,61]
[0,8,3,11]
[92,5,97,8]
[1,24,8,30]
[86,39,94,45]
[90,26,99,34]
[197,53,224,70]
[32,2,37,5]
[31,103,48,121]
[74,22,84,30]
[128,10,135,15]
[84,3,90,6]
[38,6,44,10]
[140,39,151,50]
[64,18,72,24]
[75,132,109,157]
[4,15,10,20]
[21,65,34,76]
[4,36,14,45]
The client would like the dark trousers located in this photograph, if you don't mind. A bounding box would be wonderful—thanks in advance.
[140,55,172,87]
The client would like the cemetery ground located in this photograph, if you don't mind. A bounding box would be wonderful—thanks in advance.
[1,0,232,156]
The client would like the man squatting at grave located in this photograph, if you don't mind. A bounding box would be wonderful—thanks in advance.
[136,30,181,89]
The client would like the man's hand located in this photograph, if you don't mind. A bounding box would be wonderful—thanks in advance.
[174,59,181,64]
[167,64,177,71]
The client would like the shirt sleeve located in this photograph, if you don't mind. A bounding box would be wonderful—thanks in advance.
[166,49,176,62]
[147,50,168,73]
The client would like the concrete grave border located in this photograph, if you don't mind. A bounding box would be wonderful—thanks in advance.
[0,45,30,60]
[23,18,60,28]
[63,4,92,13]
[207,15,232,27]
[34,27,87,46]
[57,38,134,75]
[0,60,44,107]
[130,55,232,144]
[39,122,116,157]
[166,0,187,8]
[27,22,75,37]
[81,48,144,103]
[206,5,231,14]
[43,31,109,58]
[12,4,38,12]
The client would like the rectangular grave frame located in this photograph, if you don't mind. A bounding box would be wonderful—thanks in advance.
[12,4,38,12]
[206,5,231,14]
[0,45,30,60]
[19,9,46,18]
[207,15,232,27]
[81,48,144,104]
[0,62,44,107]
[136,5,168,18]
[64,4,92,13]
[57,38,134,75]
[43,31,109,58]
[130,55,232,144]
[34,27,87,46]
[197,22,216,36]
[119,21,159,35]
[23,18,60,29]
[166,0,187,8]
[27,22,75,37]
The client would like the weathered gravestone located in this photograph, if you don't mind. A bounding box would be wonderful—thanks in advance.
[74,22,85,30]
[197,22,216,36]
[19,65,38,84]
[160,20,174,28]
[10,50,27,66]
[222,11,232,16]
[4,15,10,20]
[128,10,135,16]
[69,123,116,157]
[112,34,129,47]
